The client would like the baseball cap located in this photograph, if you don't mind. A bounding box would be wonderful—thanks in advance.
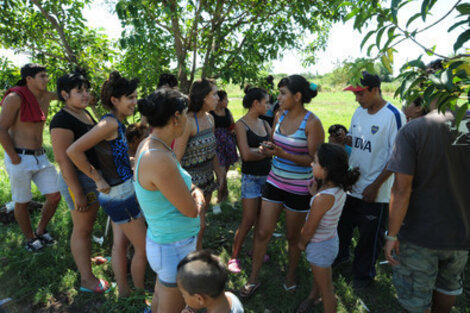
[344,71,381,92]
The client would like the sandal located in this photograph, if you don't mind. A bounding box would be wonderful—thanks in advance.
[79,279,111,294]
[91,256,111,265]
[283,283,297,292]
[227,258,242,273]
[239,282,261,298]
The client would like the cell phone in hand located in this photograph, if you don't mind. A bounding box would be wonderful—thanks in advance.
[261,142,275,149]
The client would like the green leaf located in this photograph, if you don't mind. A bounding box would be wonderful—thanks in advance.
[448,61,465,71]
[448,18,470,33]
[429,74,443,88]
[360,30,375,50]
[381,54,393,73]
[426,45,436,56]
[455,103,469,129]
[406,12,421,28]
[454,29,470,52]
[421,0,430,21]
[456,3,470,15]
[344,8,359,22]
[423,85,435,103]
[391,0,400,22]
[376,26,387,49]
[441,69,453,91]
[367,43,375,56]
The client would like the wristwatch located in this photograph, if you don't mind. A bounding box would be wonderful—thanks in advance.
[385,231,397,241]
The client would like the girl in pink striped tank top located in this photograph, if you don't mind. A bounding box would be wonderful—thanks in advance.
[297,143,360,313]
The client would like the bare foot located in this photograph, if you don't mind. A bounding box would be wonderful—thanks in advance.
[296,296,321,313]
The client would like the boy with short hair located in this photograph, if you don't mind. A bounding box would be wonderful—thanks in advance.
[177,250,244,313]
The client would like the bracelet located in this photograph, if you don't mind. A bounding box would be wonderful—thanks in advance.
[384,231,397,241]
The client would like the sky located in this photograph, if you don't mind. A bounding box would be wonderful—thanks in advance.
[1,0,465,76]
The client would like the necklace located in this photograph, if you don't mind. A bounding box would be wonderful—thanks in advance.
[149,135,175,157]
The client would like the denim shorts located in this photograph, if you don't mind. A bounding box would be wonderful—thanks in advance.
[305,235,339,268]
[392,240,468,313]
[98,179,142,224]
[241,174,267,199]
[57,172,99,210]
[4,152,58,203]
[146,235,197,287]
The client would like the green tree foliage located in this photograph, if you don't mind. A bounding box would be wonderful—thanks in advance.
[115,0,345,93]
[0,0,115,97]
[0,57,20,93]
[339,0,469,124]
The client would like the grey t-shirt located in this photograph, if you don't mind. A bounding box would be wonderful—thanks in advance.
[387,110,470,250]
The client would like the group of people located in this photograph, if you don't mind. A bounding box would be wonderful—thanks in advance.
[0,63,468,313]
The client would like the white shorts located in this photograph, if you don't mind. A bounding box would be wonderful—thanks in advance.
[4,152,59,203]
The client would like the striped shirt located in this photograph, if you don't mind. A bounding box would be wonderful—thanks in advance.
[266,111,312,195]
[308,187,346,243]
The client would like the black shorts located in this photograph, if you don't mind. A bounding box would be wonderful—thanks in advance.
[261,183,311,212]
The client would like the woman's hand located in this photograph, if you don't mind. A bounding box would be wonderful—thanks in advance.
[74,193,90,212]
[191,187,205,215]
[308,179,318,196]
[259,141,282,157]
[96,177,111,194]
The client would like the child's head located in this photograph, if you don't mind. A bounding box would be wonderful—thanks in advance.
[313,143,360,192]
[328,124,348,145]
[176,250,228,309]
[125,122,149,152]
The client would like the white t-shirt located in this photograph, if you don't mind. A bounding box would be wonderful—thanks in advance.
[348,102,405,203]
[227,292,244,313]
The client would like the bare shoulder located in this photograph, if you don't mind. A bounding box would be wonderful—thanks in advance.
[2,92,22,107]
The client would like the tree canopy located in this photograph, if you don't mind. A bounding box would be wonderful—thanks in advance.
[115,0,344,93]
[0,0,115,95]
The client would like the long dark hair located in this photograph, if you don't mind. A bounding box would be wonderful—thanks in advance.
[101,71,138,111]
[243,85,268,109]
[56,68,90,101]
[317,143,359,192]
[138,88,188,127]
[188,79,214,113]
[278,74,318,104]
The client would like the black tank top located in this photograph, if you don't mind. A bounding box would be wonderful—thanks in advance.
[210,108,232,128]
[240,119,271,176]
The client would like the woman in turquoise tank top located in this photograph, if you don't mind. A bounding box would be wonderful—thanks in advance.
[135,88,204,313]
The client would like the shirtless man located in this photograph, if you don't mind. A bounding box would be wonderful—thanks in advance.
[0,63,61,252]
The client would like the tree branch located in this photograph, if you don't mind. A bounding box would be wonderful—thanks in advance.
[416,0,462,34]
[30,0,77,63]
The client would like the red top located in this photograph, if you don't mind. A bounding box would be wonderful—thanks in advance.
[1,86,46,122]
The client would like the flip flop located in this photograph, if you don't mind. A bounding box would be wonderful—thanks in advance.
[239,282,261,298]
[79,279,111,294]
[91,256,111,265]
[283,283,297,292]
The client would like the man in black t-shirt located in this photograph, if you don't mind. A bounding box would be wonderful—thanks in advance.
[384,108,470,313]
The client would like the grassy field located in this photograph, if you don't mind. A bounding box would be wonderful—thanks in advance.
[0,90,468,313]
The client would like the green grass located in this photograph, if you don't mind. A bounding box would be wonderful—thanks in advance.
[0,91,468,313]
